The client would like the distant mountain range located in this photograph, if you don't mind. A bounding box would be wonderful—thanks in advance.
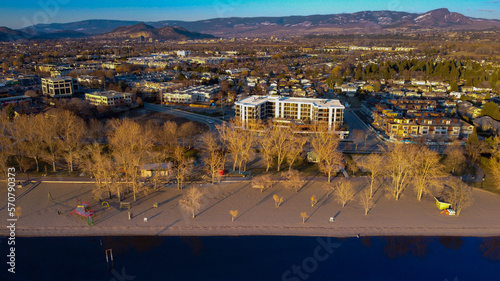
[1,8,499,41]
[0,22,213,42]
[97,23,214,40]
[0,27,26,41]
[0,26,87,41]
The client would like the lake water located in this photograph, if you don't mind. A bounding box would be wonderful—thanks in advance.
[1,236,500,281]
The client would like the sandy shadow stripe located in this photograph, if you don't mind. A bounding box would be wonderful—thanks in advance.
[196,183,249,217]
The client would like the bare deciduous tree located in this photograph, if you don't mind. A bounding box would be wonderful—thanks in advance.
[300,212,309,223]
[282,169,304,193]
[359,189,374,215]
[335,179,355,207]
[414,146,444,201]
[17,157,32,174]
[310,195,318,207]
[237,130,254,172]
[217,123,242,172]
[385,143,418,200]
[359,154,384,198]
[0,112,12,174]
[258,127,276,172]
[13,114,45,172]
[489,153,500,190]
[59,111,86,172]
[0,150,9,177]
[87,119,105,143]
[159,121,179,152]
[230,210,238,222]
[204,150,224,184]
[442,178,473,216]
[179,187,204,219]
[201,132,225,184]
[251,174,273,193]
[39,113,61,172]
[273,194,284,208]
[351,129,365,151]
[444,140,466,174]
[345,156,359,176]
[14,206,22,220]
[465,138,488,163]
[200,131,219,154]
[271,126,291,172]
[311,125,343,182]
[109,119,154,201]
[173,145,193,190]
[286,133,306,170]
[84,143,117,200]
[9,134,28,173]
[178,122,199,149]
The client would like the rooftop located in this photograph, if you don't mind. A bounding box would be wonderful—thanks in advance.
[85,91,131,98]
[236,95,344,108]
[42,76,73,82]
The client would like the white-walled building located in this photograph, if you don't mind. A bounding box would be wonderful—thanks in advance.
[176,50,191,57]
[41,76,79,98]
[163,85,220,104]
[85,91,132,107]
[235,95,345,131]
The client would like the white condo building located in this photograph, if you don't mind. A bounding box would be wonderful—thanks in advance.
[235,95,345,131]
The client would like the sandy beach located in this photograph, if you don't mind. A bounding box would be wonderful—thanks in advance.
[1,177,500,237]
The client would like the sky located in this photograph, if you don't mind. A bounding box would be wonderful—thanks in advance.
[1,0,499,29]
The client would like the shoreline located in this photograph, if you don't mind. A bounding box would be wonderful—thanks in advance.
[2,180,500,239]
[9,225,500,238]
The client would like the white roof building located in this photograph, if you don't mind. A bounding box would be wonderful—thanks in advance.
[235,95,345,131]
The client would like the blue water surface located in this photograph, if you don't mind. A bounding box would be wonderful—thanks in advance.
[1,236,499,281]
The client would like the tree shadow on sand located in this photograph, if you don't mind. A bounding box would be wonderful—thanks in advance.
[196,183,249,217]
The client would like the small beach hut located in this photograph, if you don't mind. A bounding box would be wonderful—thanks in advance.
[140,162,173,178]
[434,197,451,210]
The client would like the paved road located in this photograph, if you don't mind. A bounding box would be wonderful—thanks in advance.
[145,103,225,131]
[462,160,485,183]
[340,108,386,153]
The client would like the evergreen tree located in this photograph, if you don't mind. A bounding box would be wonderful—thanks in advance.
[450,81,459,92]
[481,102,500,120]
[6,104,15,120]
[354,64,363,81]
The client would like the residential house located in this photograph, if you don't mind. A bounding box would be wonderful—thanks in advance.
[457,101,481,119]
[473,116,500,135]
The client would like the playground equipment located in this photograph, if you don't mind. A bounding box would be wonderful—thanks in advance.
[101,201,111,209]
[70,200,95,226]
